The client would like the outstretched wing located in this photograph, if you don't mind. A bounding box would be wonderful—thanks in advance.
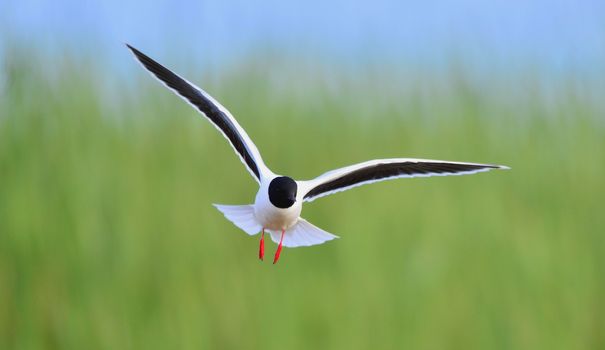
[127,44,272,183]
[298,158,508,202]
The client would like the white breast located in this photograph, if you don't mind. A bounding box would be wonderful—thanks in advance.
[253,184,302,231]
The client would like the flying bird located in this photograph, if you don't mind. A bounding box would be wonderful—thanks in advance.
[126,44,509,264]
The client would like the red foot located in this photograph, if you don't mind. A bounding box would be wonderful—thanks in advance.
[259,229,265,261]
[273,229,285,264]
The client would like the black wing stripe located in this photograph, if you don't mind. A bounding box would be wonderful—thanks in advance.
[303,162,497,200]
[127,45,260,180]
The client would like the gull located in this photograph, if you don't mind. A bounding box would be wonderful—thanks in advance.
[126,44,509,264]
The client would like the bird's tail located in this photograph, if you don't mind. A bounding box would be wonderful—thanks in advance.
[213,204,262,235]
[213,204,338,248]
[266,218,339,248]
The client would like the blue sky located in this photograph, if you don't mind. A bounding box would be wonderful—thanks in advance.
[1,0,604,74]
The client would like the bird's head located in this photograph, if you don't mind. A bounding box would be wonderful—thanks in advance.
[268,176,298,208]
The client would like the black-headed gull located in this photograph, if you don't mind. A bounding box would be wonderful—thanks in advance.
[127,44,509,264]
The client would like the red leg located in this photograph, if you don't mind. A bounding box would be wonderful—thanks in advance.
[259,228,265,261]
[273,229,285,264]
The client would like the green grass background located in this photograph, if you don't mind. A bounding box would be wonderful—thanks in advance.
[1,50,604,349]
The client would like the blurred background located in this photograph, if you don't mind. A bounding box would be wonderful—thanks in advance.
[1,1,604,349]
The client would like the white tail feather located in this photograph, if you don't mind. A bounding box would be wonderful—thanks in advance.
[268,218,339,248]
[213,204,262,235]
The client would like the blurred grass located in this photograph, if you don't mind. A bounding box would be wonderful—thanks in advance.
[0,49,604,350]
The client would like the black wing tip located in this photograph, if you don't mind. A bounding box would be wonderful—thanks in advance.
[462,163,509,171]
[485,164,510,170]
[430,162,509,171]
[125,43,136,54]
[125,43,148,62]
[125,43,172,80]
[125,43,139,53]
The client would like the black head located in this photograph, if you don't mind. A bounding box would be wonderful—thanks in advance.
[268,176,298,208]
